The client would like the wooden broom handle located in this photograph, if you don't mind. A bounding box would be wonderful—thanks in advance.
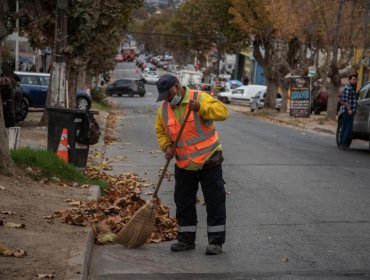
[152,109,192,198]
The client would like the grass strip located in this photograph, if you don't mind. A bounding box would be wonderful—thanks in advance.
[10,148,109,192]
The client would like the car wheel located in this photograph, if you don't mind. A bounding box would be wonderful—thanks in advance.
[128,90,134,97]
[117,93,123,97]
[18,98,29,121]
[140,93,145,97]
[221,97,229,104]
[336,116,352,147]
[77,97,90,110]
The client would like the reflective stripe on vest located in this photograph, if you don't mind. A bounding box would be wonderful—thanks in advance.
[207,225,226,233]
[176,140,219,160]
[162,90,219,168]
[178,225,197,233]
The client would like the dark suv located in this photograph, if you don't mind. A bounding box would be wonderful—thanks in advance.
[106,78,146,97]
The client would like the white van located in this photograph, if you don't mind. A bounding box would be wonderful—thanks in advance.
[217,85,267,105]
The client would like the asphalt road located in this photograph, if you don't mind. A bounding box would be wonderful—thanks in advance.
[88,62,370,280]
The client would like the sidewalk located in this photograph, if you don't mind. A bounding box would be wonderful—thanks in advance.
[227,104,337,135]
[1,109,107,280]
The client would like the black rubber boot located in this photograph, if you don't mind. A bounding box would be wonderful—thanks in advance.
[205,244,222,255]
[170,242,195,252]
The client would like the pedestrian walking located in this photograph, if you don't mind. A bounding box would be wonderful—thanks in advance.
[155,74,228,255]
[338,74,358,150]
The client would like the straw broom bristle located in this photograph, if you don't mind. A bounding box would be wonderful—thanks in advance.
[115,200,158,248]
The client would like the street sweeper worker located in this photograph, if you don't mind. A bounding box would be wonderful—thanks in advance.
[155,74,228,255]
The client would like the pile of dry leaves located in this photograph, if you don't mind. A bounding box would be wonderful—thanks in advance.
[54,166,177,245]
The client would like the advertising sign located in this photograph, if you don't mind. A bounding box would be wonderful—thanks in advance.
[289,76,310,117]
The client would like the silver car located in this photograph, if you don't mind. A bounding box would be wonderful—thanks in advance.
[336,81,370,149]
[250,91,282,112]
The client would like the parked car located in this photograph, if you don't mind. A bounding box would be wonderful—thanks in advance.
[336,81,370,149]
[14,71,92,114]
[141,64,157,79]
[250,91,282,112]
[106,78,146,97]
[189,83,216,98]
[217,85,267,105]
[310,85,341,115]
[115,54,124,63]
[142,71,160,84]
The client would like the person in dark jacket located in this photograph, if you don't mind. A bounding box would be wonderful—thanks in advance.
[338,74,358,150]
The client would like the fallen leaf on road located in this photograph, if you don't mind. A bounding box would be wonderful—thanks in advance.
[226,191,231,195]
[68,201,81,207]
[55,167,178,245]
[6,222,26,229]
[98,233,116,244]
[0,244,13,256]
[0,185,6,191]
[136,149,144,152]
[43,216,54,220]
[281,257,289,262]
[1,211,16,215]
[13,249,27,258]
[37,273,55,279]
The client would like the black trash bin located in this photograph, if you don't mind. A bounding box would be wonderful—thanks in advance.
[46,107,97,169]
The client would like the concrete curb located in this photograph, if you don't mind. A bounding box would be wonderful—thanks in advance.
[65,185,101,280]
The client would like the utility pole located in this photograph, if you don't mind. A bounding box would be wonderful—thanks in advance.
[216,36,225,77]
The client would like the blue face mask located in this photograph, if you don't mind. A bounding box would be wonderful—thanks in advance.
[170,93,181,106]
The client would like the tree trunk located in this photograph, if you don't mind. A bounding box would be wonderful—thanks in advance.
[0,107,15,175]
[68,67,78,109]
[281,85,289,113]
[327,85,341,120]
[264,76,278,110]
[0,43,15,176]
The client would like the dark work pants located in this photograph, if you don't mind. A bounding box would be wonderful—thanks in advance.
[339,111,354,146]
[174,163,226,245]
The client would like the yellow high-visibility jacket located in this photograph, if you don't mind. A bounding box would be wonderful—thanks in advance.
[155,87,228,170]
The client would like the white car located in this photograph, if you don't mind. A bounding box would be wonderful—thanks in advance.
[217,85,267,105]
[143,71,160,84]
[250,91,282,112]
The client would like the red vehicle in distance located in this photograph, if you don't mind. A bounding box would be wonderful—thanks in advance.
[121,47,137,62]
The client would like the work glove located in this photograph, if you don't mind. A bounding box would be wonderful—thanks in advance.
[165,145,175,160]
[189,99,200,112]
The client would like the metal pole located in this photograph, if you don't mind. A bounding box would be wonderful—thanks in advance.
[15,0,19,71]
[217,38,221,77]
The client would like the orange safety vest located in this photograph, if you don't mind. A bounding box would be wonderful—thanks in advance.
[162,90,220,168]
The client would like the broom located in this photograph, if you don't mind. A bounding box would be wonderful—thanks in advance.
[115,108,192,248]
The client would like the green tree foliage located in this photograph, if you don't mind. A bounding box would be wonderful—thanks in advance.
[67,0,143,78]
[133,10,176,55]
[132,0,247,67]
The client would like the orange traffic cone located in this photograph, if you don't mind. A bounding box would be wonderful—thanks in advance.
[57,128,69,162]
